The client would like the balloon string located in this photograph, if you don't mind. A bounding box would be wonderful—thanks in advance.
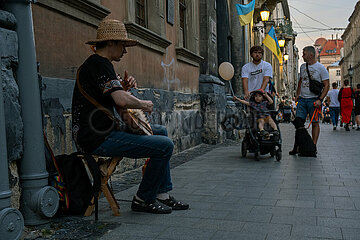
[228,81,235,96]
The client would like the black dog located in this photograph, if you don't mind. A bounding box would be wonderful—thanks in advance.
[289,117,317,157]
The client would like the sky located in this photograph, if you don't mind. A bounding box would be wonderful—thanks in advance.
[288,0,358,65]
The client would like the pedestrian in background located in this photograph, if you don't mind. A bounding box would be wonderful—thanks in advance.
[326,82,340,130]
[241,46,273,99]
[354,83,360,130]
[338,79,354,131]
[294,46,329,150]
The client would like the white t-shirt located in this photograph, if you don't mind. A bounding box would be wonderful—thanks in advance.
[241,60,272,92]
[299,62,329,98]
[327,89,340,107]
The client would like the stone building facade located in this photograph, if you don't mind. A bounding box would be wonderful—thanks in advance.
[341,1,360,88]
[327,61,342,87]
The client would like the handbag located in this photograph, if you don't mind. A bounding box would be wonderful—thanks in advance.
[306,63,324,95]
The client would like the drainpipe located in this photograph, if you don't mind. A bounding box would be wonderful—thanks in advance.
[0,71,24,239]
[3,0,59,225]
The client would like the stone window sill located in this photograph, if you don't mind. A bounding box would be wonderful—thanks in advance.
[175,47,203,67]
[124,22,171,54]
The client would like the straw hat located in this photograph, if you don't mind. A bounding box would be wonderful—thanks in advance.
[86,19,137,47]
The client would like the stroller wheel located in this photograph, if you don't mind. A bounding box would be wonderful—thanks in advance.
[270,147,275,157]
[241,141,247,157]
[275,149,282,161]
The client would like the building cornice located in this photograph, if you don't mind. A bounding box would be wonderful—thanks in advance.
[175,47,204,67]
[124,22,172,54]
[36,0,110,27]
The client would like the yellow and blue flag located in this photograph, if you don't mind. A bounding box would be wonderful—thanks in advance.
[236,0,255,26]
[263,26,282,63]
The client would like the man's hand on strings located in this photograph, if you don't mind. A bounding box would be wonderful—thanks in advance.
[124,71,137,89]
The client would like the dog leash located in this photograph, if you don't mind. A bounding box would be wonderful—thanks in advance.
[307,106,321,129]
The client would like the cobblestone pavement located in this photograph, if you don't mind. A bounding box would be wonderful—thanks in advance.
[23,123,360,239]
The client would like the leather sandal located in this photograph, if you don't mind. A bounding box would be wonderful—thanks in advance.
[131,197,172,214]
[157,195,189,210]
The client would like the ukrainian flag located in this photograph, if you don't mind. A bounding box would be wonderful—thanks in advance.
[236,0,255,26]
[263,26,282,63]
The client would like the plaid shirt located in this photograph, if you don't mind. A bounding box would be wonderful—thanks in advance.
[249,101,270,119]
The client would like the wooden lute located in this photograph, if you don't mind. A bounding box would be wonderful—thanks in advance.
[116,71,153,135]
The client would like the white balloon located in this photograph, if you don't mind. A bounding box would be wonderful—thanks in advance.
[218,62,234,81]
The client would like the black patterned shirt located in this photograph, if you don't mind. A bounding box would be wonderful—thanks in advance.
[72,54,123,153]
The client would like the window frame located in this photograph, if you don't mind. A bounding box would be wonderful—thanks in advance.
[179,0,186,48]
[135,0,147,28]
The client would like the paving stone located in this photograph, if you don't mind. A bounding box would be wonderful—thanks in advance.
[251,205,294,216]
[341,227,360,240]
[317,217,360,228]
[210,231,266,240]
[100,223,168,239]
[291,225,342,239]
[276,199,315,208]
[271,215,316,226]
[241,222,292,237]
[293,207,335,217]
[156,227,216,240]
[193,219,245,231]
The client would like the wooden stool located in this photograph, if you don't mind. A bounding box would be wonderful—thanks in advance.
[82,156,123,217]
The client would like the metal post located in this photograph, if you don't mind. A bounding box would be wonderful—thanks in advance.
[3,0,58,225]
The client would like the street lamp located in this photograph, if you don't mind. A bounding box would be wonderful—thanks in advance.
[283,53,289,62]
[278,39,285,48]
[348,65,354,86]
[253,4,271,32]
[260,4,270,22]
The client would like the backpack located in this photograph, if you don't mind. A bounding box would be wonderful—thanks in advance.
[44,135,101,215]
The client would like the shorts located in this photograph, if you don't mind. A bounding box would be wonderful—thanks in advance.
[257,115,272,123]
[296,97,319,123]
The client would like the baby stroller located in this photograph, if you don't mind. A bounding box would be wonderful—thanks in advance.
[240,93,282,161]
[282,106,292,123]
[322,107,331,124]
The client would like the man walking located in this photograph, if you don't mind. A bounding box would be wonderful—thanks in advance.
[294,46,329,150]
[242,46,273,99]
[327,82,340,130]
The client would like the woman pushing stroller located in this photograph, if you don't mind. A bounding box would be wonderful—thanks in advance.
[233,89,279,138]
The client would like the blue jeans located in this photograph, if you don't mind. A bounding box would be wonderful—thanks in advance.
[296,97,319,122]
[92,124,173,203]
[329,107,340,127]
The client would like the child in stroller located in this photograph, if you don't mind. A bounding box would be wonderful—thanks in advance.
[233,89,279,138]
[322,106,331,124]
[233,89,282,161]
